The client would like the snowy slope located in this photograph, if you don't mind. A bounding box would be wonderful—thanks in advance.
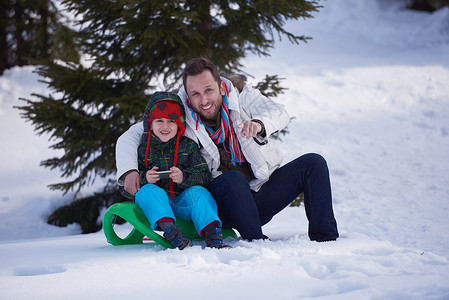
[1,0,449,299]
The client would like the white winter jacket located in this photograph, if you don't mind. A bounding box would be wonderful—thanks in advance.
[116,77,290,192]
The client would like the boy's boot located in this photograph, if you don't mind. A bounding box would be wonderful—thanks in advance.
[160,222,192,250]
[203,224,232,249]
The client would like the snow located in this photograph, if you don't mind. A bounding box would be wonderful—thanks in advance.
[1,0,449,299]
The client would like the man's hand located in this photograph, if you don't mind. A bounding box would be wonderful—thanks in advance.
[238,120,263,139]
[124,170,141,195]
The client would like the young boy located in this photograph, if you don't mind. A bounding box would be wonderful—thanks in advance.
[125,91,231,250]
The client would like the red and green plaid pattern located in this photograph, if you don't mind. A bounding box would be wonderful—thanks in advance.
[137,134,211,197]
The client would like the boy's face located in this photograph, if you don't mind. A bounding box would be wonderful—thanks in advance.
[150,118,178,142]
[185,69,225,122]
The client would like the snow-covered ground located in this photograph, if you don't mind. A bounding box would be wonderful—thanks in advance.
[1,0,449,299]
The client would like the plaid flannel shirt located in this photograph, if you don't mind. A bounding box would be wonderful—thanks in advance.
[137,134,211,196]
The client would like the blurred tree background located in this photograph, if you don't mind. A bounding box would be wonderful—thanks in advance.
[0,0,79,75]
[10,0,320,232]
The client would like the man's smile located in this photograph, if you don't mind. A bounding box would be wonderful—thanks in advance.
[201,103,213,111]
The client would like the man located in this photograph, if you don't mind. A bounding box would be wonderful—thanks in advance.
[116,57,339,242]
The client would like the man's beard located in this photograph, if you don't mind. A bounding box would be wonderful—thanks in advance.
[198,96,222,126]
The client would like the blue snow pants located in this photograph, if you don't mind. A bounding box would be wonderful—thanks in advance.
[135,184,221,235]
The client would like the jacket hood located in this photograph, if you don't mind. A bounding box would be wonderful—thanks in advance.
[143,91,185,133]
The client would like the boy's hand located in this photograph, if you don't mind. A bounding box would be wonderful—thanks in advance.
[169,166,183,184]
[146,167,160,183]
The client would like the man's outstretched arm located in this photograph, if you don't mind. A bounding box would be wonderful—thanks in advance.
[116,122,144,194]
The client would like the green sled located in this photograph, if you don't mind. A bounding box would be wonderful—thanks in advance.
[103,202,238,249]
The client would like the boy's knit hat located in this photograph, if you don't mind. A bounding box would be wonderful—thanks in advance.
[143,92,185,199]
[147,100,185,137]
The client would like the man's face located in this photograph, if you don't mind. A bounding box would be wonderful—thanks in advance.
[185,70,225,122]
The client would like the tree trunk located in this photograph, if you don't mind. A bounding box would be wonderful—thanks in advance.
[0,0,10,74]
[196,0,212,59]
[38,0,50,60]
[13,1,25,66]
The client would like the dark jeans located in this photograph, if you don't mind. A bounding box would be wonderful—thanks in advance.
[207,153,339,242]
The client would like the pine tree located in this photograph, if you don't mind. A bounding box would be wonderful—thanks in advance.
[0,0,79,75]
[17,0,321,231]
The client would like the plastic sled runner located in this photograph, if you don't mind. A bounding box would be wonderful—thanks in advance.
[103,202,238,249]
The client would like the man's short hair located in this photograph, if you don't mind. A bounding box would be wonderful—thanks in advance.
[182,57,221,90]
